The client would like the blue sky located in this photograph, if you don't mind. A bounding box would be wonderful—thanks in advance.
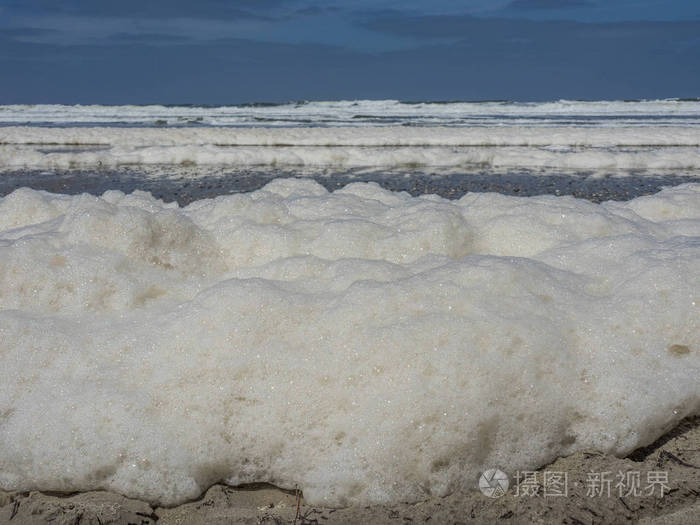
[1,0,698,103]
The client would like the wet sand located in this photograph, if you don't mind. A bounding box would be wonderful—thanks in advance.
[1,166,699,204]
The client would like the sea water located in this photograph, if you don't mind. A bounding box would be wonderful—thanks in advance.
[0,100,698,506]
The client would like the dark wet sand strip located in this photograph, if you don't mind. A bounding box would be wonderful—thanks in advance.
[0,167,698,204]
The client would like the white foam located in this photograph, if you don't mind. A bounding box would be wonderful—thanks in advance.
[2,99,700,127]
[0,180,698,506]
[2,126,700,169]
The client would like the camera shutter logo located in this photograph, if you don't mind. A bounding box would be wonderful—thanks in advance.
[479,469,509,498]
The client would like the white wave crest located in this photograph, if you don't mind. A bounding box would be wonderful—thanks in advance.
[2,99,700,127]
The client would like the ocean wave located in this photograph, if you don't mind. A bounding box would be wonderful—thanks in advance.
[2,99,700,127]
[2,126,700,170]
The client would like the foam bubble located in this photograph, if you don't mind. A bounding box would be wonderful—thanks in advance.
[0,180,698,506]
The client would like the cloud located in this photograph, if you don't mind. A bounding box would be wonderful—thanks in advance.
[105,33,192,44]
[0,27,58,39]
[364,13,700,41]
[2,0,285,20]
[365,14,539,39]
[507,0,594,9]
[292,6,343,17]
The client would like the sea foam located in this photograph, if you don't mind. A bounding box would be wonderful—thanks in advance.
[2,99,700,127]
[2,126,700,170]
[0,180,698,506]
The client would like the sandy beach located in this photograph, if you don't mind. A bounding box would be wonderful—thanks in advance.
[3,0,700,518]
[1,114,698,525]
